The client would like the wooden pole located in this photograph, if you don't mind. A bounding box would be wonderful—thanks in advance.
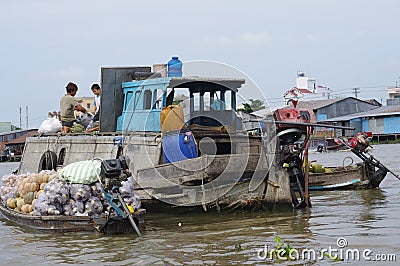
[304,126,311,207]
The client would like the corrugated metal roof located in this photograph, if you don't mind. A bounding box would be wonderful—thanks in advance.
[5,131,38,145]
[323,105,400,122]
[0,129,38,136]
[294,98,346,109]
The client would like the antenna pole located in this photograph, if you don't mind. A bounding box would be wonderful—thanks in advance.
[19,107,22,129]
[353,87,360,99]
[26,106,28,129]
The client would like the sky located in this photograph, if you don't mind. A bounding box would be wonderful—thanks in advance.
[1,0,400,128]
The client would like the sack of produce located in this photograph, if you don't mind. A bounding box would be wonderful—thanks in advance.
[84,196,103,216]
[34,192,62,215]
[70,184,91,201]
[63,199,85,216]
[59,160,101,184]
[38,117,62,134]
[76,113,92,128]
[44,178,70,205]
[70,122,86,133]
[90,182,105,200]
[119,177,135,198]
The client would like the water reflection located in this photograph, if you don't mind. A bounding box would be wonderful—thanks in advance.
[0,145,400,264]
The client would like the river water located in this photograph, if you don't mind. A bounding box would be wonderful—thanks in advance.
[0,144,399,265]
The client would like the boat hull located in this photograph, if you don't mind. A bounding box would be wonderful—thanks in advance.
[308,165,370,191]
[18,133,293,212]
[0,202,145,233]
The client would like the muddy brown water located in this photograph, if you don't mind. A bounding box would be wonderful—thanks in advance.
[0,144,399,265]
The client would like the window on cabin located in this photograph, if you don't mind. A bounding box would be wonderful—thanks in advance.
[125,91,133,111]
[144,90,152,110]
[153,89,163,109]
[210,91,222,110]
[200,92,207,111]
[225,90,232,110]
[86,103,91,109]
[193,93,200,111]
[134,91,142,110]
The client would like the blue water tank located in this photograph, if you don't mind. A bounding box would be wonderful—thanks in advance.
[167,56,183,77]
[163,132,197,163]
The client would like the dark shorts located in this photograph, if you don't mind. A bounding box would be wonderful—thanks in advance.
[61,120,75,127]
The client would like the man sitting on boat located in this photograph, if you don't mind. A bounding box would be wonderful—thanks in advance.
[60,82,88,133]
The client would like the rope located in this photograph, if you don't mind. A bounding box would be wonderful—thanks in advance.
[342,156,354,168]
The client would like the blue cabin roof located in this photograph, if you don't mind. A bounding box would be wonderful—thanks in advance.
[116,77,245,132]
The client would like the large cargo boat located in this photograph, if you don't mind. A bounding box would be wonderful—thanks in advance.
[18,67,293,212]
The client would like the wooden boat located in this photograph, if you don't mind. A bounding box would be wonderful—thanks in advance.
[308,165,365,190]
[307,160,389,190]
[17,72,294,212]
[0,201,145,233]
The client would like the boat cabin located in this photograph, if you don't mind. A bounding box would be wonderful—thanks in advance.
[116,77,244,133]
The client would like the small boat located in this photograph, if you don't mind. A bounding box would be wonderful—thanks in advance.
[0,200,145,233]
[308,165,366,190]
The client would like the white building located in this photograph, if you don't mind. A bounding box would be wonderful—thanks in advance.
[283,71,331,105]
[387,86,400,105]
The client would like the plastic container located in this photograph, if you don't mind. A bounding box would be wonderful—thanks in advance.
[153,64,167,77]
[163,132,197,163]
[167,56,183,77]
[160,105,184,132]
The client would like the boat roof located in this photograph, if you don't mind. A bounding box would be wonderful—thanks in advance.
[122,77,245,93]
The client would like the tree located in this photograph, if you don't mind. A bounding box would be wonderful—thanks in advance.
[11,125,22,131]
[237,99,265,114]
[248,99,265,111]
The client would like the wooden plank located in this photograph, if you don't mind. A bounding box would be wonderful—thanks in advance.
[136,154,268,188]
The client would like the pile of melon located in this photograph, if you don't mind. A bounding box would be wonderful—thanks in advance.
[1,170,141,216]
[2,171,57,214]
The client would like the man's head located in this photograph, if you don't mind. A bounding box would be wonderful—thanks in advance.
[91,83,101,96]
[66,82,78,96]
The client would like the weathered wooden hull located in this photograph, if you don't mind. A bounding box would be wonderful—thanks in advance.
[0,202,145,233]
[135,153,292,210]
[0,202,97,232]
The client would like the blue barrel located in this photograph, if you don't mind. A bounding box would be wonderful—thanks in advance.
[167,56,183,77]
[163,132,197,163]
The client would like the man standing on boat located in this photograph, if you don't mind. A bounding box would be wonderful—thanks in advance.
[60,82,87,133]
[91,83,101,115]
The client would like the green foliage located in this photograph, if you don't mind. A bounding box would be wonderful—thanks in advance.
[237,103,253,114]
[248,99,265,111]
[234,243,244,252]
[267,236,296,261]
[369,139,400,145]
[237,99,265,114]
[11,125,22,130]
[266,236,342,262]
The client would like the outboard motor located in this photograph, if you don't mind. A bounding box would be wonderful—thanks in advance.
[100,155,131,191]
[274,108,317,208]
[98,155,142,237]
[348,133,371,153]
[337,133,392,189]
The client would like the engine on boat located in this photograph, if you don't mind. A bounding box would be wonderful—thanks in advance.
[100,156,131,191]
[273,108,316,208]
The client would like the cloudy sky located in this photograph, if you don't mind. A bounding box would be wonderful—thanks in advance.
[1,0,399,128]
